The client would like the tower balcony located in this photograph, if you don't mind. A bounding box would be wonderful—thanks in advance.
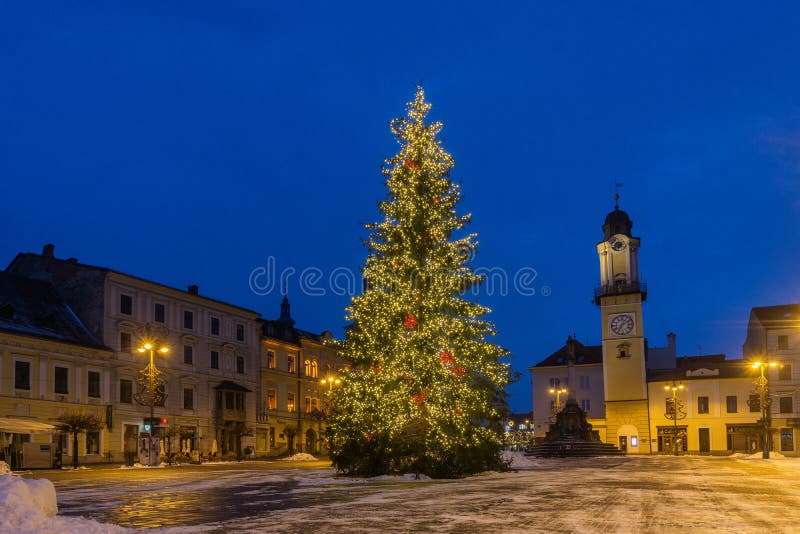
[594,280,647,305]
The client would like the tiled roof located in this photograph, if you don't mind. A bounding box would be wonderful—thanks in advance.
[0,271,107,348]
[531,339,602,368]
[647,354,750,381]
[751,304,800,330]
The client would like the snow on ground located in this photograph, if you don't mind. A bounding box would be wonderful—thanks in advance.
[279,452,319,461]
[0,472,127,533]
[33,454,800,532]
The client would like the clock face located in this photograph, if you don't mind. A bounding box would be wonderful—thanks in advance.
[609,235,627,253]
[610,314,635,336]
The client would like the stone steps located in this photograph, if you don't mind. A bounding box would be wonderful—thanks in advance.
[525,438,625,458]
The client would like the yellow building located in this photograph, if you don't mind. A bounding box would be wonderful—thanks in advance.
[257,295,344,456]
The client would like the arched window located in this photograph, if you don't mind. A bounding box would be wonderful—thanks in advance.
[311,360,319,378]
[304,359,312,376]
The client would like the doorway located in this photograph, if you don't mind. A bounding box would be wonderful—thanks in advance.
[618,435,627,452]
[699,428,710,453]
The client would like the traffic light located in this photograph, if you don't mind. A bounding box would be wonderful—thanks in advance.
[160,417,168,425]
[144,417,168,427]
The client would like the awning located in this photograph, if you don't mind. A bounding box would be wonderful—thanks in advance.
[0,417,56,434]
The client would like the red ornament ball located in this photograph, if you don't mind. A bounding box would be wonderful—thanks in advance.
[403,314,417,330]
[439,351,455,366]
[404,158,419,170]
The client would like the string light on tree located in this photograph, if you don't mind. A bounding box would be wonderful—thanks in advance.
[327,86,510,478]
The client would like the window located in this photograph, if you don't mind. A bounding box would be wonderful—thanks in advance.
[15,361,31,390]
[236,356,245,374]
[236,324,245,342]
[580,399,591,412]
[287,392,296,412]
[579,376,590,389]
[235,393,244,411]
[225,391,234,410]
[305,359,312,376]
[210,351,219,369]
[154,303,165,323]
[120,332,132,353]
[211,317,220,336]
[54,366,69,395]
[184,310,194,330]
[288,354,296,373]
[120,294,132,315]
[697,396,709,414]
[88,371,101,398]
[312,397,319,412]
[749,394,761,412]
[778,335,789,350]
[267,389,277,410]
[120,379,133,403]
[267,350,276,369]
[780,396,793,414]
[781,428,794,452]
[548,377,560,388]
[183,345,193,365]
[617,343,630,359]
[86,431,100,455]
[779,364,792,381]
[183,388,194,410]
[311,360,318,378]
[305,396,312,413]
[726,395,737,413]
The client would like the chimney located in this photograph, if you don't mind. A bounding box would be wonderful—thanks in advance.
[187,285,199,295]
[667,332,677,357]
[42,244,55,259]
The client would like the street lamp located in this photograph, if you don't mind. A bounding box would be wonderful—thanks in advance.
[549,387,568,414]
[752,361,777,459]
[134,341,169,466]
[320,375,342,415]
[664,382,686,456]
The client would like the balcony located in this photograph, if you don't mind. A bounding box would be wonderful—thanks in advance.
[594,280,647,305]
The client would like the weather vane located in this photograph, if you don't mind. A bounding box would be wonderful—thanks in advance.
[614,181,624,208]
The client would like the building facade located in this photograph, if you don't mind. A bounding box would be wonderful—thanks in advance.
[529,203,797,456]
[5,244,345,464]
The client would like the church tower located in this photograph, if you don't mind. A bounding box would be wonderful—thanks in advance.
[595,197,650,453]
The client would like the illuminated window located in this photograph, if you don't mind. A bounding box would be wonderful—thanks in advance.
[288,354,296,374]
[287,392,296,413]
[267,389,276,410]
[267,350,276,369]
[305,396,312,413]
[86,431,100,455]
[304,359,312,376]
[311,360,318,378]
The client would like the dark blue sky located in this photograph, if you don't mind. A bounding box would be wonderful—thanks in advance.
[3,2,799,412]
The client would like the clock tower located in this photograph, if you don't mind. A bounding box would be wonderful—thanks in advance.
[595,197,650,453]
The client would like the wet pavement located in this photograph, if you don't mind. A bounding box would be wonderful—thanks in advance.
[23,455,800,532]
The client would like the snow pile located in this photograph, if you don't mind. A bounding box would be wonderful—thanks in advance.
[745,451,786,460]
[502,450,541,469]
[280,453,319,462]
[0,474,128,533]
[0,461,10,475]
[372,473,432,481]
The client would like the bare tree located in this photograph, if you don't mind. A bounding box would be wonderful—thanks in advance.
[54,412,104,469]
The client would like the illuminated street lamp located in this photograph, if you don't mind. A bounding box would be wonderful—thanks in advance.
[664,382,686,456]
[752,361,777,459]
[320,375,342,415]
[549,387,568,414]
[134,341,169,466]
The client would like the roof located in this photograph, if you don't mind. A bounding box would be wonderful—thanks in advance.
[0,271,107,349]
[647,354,750,381]
[602,206,634,240]
[213,380,252,393]
[750,304,800,330]
[7,248,260,316]
[531,337,602,368]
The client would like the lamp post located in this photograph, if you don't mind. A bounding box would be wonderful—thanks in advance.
[320,375,342,411]
[752,361,777,459]
[134,341,169,466]
[549,387,568,414]
[664,382,686,456]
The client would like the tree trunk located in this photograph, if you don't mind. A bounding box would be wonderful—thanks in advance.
[72,432,79,469]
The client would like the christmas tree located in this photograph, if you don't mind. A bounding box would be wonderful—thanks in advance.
[328,87,510,478]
